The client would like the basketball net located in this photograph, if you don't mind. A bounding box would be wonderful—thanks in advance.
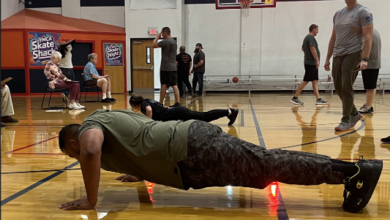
[238,0,253,17]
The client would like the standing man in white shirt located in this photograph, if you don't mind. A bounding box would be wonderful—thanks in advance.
[58,39,76,102]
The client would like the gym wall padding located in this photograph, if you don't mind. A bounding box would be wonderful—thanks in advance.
[0,69,26,93]
[1,31,25,68]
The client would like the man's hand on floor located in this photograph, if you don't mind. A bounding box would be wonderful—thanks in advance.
[59,196,95,210]
[115,174,142,182]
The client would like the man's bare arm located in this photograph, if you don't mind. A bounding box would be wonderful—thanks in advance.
[60,39,75,46]
[310,46,319,61]
[194,60,204,69]
[152,33,162,48]
[357,24,373,70]
[362,25,373,60]
[79,128,104,207]
[310,46,320,69]
[145,106,153,119]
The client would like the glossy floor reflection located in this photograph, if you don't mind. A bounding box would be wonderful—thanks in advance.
[1,92,390,219]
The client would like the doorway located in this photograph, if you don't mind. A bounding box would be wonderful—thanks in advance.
[131,39,155,93]
[102,42,126,93]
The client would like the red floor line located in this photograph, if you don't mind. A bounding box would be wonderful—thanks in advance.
[11,153,65,155]
[338,158,390,161]
[3,136,59,154]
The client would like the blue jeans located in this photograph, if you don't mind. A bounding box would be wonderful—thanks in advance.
[193,72,204,95]
[59,68,75,97]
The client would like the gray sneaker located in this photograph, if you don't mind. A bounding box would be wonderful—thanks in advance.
[359,106,374,114]
[290,97,304,105]
[351,112,363,127]
[315,98,328,105]
[335,122,352,131]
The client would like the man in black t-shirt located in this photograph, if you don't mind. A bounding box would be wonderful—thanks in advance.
[176,46,193,97]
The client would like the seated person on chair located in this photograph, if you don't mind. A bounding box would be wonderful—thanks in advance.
[1,82,18,127]
[44,51,84,110]
[58,109,383,213]
[129,95,239,125]
[83,53,116,103]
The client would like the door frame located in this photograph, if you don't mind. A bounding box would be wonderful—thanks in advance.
[130,37,177,93]
[101,40,127,93]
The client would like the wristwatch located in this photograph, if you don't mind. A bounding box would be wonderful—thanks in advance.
[362,58,370,62]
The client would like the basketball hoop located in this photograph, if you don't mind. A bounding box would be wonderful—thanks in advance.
[238,0,253,17]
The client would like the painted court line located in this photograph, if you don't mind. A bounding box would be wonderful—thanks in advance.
[4,136,59,154]
[1,161,80,206]
[276,120,366,150]
[249,99,289,220]
[1,168,81,175]
[11,153,65,155]
[241,110,245,127]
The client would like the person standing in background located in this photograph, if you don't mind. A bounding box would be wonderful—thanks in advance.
[324,0,373,131]
[291,24,327,106]
[58,39,76,102]
[176,46,193,98]
[152,27,180,107]
[359,29,381,114]
[191,43,205,97]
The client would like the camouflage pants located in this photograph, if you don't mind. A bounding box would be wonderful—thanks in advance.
[178,121,344,190]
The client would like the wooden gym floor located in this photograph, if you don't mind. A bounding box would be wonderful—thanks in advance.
[1,92,390,219]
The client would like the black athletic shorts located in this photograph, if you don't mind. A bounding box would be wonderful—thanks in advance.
[362,69,379,90]
[84,79,98,87]
[160,70,177,86]
[303,64,319,82]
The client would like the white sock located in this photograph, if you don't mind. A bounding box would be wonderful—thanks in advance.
[103,94,107,99]
[228,108,232,116]
[107,91,112,99]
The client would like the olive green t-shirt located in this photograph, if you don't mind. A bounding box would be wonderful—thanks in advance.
[78,109,194,190]
[302,34,320,65]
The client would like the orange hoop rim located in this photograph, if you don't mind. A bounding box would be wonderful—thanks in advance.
[238,0,254,7]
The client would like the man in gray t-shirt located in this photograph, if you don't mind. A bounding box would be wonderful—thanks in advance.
[153,27,180,106]
[324,0,373,132]
[291,24,327,106]
[359,29,381,114]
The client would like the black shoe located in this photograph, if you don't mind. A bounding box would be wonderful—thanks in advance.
[342,157,383,213]
[108,98,116,102]
[101,98,111,103]
[1,116,19,123]
[170,102,181,108]
[228,109,239,125]
[381,136,390,144]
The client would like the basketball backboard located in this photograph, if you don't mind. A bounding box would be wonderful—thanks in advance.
[215,0,277,10]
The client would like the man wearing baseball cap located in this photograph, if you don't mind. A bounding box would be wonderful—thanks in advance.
[191,43,205,97]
